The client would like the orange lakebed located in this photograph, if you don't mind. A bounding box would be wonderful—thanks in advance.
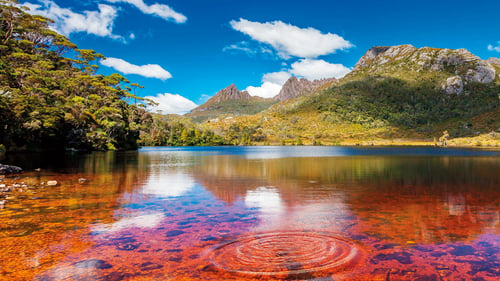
[1,147,499,280]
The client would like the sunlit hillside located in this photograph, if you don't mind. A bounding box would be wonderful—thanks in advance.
[201,45,500,146]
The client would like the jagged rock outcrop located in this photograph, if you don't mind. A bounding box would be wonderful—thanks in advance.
[353,45,416,71]
[186,84,276,122]
[352,45,498,95]
[442,76,464,95]
[274,77,337,101]
[487,57,500,67]
[207,84,251,104]
[189,84,252,114]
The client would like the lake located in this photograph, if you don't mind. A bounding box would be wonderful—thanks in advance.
[1,146,500,280]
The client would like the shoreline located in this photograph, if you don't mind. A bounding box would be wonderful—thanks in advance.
[1,138,499,155]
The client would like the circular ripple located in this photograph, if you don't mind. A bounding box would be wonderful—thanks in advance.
[208,231,362,278]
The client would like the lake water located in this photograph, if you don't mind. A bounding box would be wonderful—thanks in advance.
[1,146,500,280]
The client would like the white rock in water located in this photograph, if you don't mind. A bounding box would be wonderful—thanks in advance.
[443,76,464,95]
[47,180,58,186]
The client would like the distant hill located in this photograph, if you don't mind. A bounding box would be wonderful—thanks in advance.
[186,77,337,123]
[203,45,500,145]
[185,84,277,123]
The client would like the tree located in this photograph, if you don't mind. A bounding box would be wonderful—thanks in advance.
[0,0,146,151]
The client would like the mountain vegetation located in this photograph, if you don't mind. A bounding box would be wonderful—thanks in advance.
[185,84,276,123]
[202,45,500,146]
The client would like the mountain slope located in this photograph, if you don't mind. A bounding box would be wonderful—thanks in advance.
[203,45,500,145]
[186,84,276,122]
[307,45,500,128]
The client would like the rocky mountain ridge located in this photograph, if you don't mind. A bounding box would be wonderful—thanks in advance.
[205,84,251,104]
[352,44,499,95]
[188,84,253,115]
[187,77,336,121]
[186,84,276,122]
[274,77,337,101]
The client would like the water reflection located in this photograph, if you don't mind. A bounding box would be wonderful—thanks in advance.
[193,155,500,243]
[93,212,165,234]
[245,186,285,229]
[142,171,195,198]
[1,147,500,280]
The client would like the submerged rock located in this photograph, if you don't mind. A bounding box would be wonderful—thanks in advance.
[73,259,113,269]
[46,180,58,186]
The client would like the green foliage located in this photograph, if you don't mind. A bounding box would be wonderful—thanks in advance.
[186,98,277,123]
[0,0,147,151]
[138,114,227,146]
[317,76,498,130]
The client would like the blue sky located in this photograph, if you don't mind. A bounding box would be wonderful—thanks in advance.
[20,0,500,114]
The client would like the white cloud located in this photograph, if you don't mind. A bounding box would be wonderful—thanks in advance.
[223,41,274,57]
[230,18,352,59]
[245,59,351,98]
[223,41,256,55]
[145,93,198,115]
[262,71,291,85]
[488,43,500,52]
[246,81,283,99]
[290,59,351,80]
[101,57,172,80]
[246,71,291,98]
[23,1,121,39]
[107,0,187,23]
[197,94,211,104]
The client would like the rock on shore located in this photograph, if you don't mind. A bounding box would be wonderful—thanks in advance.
[0,164,23,175]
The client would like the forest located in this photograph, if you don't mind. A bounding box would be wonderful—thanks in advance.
[0,0,227,152]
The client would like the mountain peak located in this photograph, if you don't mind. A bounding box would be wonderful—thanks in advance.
[353,44,417,71]
[274,76,337,101]
[208,84,251,104]
[185,83,276,122]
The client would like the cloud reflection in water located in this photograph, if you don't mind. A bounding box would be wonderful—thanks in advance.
[142,171,195,198]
